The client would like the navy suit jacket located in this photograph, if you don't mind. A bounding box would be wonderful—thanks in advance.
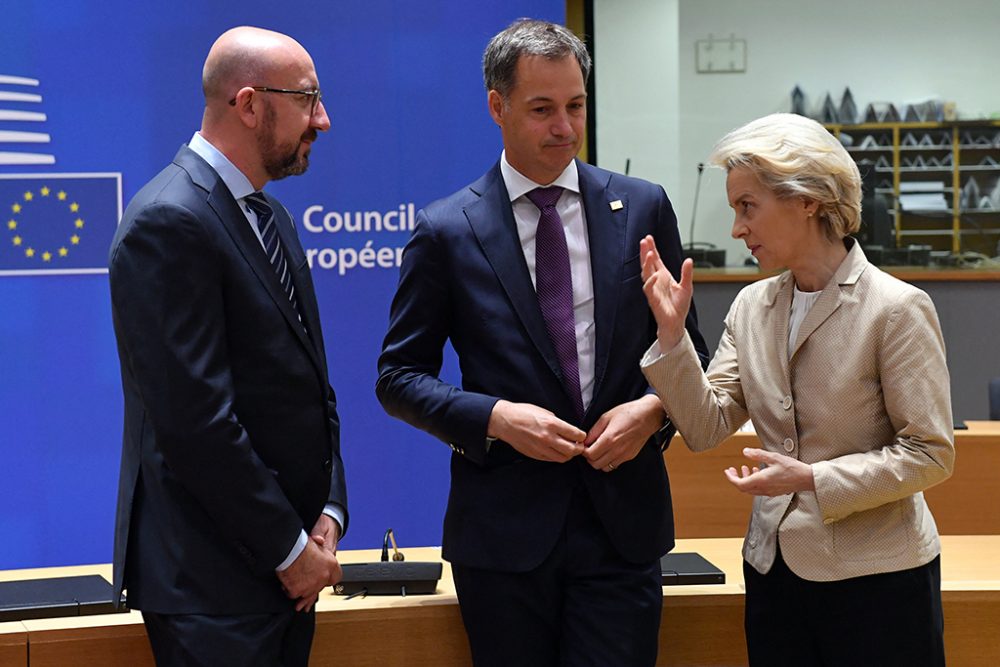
[109,146,347,614]
[377,160,708,572]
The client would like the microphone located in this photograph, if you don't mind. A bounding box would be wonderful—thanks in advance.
[381,527,405,562]
[625,158,631,176]
[334,528,442,598]
[687,163,705,251]
[682,162,726,267]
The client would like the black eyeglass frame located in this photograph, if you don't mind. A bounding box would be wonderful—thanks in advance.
[228,86,323,114]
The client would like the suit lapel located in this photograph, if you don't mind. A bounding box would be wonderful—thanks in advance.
[770,273,794,377]
[175,147,323,376]
[464,166,567,388]
[268,197,326,373]
[577,162,626,411]
[788,281,841,360]
[789,240,868,360]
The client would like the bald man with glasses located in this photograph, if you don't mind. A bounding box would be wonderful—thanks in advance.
[109,26,347,666]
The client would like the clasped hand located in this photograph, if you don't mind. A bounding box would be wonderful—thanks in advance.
[487,395,664,472]
[276,514,343,612]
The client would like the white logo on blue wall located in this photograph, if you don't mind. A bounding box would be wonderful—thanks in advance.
[301,202,415,275]
[0,74,54,166]
[1,74,123,276]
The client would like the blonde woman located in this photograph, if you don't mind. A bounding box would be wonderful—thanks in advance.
[639,113,954,666]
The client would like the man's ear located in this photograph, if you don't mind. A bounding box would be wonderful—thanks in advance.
[487,89,504,127]
[232,87,261,129]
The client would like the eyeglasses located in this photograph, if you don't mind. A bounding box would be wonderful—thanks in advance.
[229,86,323,115]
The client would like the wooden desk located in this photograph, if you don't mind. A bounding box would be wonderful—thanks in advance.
[665,421,1000,538]
[0,621,27,667]
[314,543,752,667]
[3,537,998,666]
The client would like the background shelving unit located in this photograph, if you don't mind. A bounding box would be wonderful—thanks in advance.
[826,120,1000,256]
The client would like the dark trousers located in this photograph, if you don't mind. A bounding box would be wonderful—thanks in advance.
[451,487,663,667]
[743,548,944,667]
[142,609,315,667]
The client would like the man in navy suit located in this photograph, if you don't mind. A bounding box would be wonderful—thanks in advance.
[109,27,347,666]
[377,19,708,667]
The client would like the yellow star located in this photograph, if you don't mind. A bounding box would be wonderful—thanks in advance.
[40,186,50,197]
[25,247,35,257]
[75,218,84,228]
[57,191,67,200]
[59,247,68,257]
[23,191,34,201]
[71,235,80,245]
[6,220,15,230]
[70,202,80,212]
[12,203,21,213]
[42,251,52,262]
[12,236,22,246]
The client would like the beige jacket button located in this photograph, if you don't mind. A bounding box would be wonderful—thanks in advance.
[782,396,792,410]
[783,437,795,452]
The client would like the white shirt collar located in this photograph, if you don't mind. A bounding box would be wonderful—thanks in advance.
[500,150,580,202]
[187,132,256,201]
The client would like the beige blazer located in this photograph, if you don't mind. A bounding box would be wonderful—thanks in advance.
[642,242,954,581]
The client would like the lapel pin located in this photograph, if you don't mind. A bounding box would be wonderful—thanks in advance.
[609,199,623,211]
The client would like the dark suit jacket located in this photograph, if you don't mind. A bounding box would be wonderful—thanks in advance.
[377,160,707,572]
[109,146,347,614]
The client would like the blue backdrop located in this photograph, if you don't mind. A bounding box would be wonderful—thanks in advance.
[0,0,564,569]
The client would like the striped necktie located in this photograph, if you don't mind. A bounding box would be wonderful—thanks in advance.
[245,192,302,322]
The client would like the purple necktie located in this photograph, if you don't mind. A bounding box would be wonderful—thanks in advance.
[527,186,584,420]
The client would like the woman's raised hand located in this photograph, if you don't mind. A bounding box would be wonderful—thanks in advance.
[640,235,694,352]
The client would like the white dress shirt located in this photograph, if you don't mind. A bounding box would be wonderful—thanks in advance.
[788,286,822,359]
[187,132,268,247]
[500,152,596,410]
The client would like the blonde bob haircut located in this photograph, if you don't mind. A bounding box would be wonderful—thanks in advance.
[708,113,862,241]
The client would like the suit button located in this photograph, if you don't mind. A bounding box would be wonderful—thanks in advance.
[323,459,333,473]
[782,396,792,410]
[783,438,795,452]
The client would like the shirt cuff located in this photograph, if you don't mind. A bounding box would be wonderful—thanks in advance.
[640,336,686,368]
[275,530,308,572]
[323,503,345,536]
[641,340,664,367]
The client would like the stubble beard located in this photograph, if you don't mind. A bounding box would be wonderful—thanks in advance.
[258,103,316,181]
